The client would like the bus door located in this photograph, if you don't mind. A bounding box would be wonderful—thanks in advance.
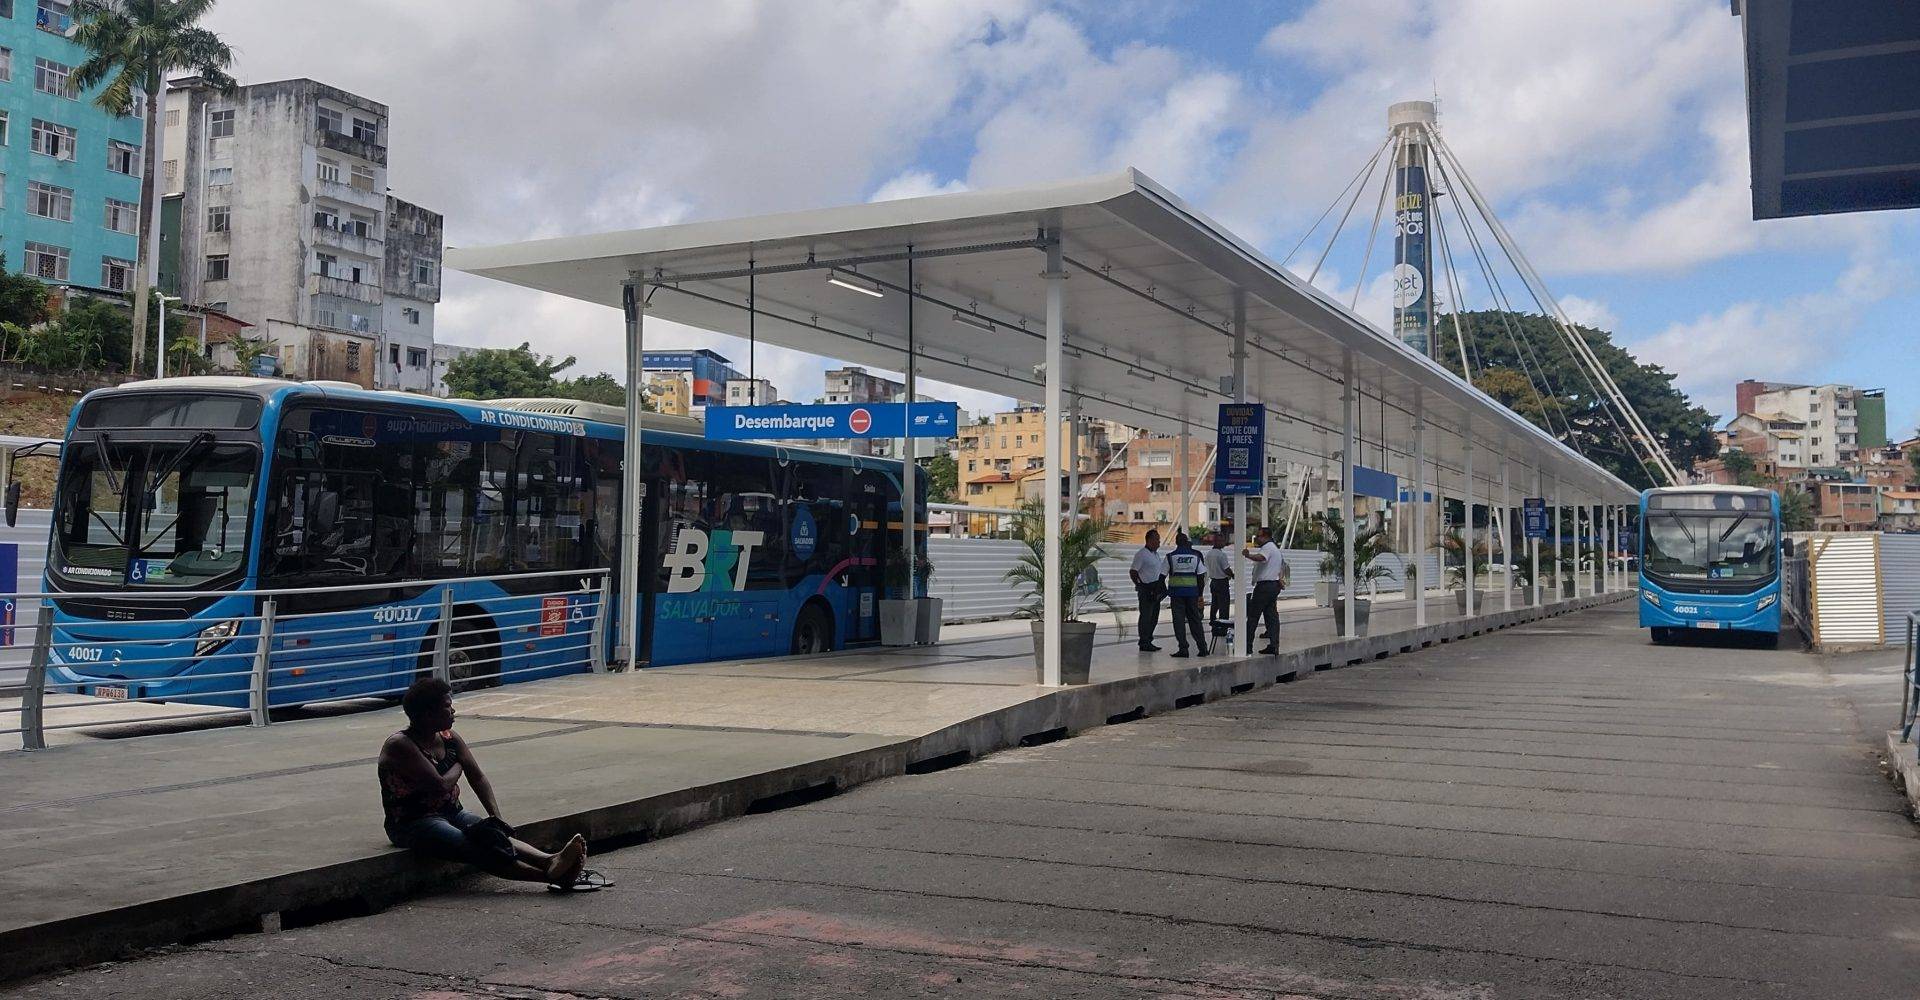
[846,466,890,643]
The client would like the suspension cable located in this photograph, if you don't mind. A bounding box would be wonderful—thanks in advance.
[1310,135,1400,285]
[1351,135,1400,310]
[1283,135,1394,268]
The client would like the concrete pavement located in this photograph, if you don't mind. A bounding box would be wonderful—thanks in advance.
[9,600,1915,998]
[0,588,1619,982]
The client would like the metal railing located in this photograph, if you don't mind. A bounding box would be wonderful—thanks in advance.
[3,568,610,752]
[1901,611,1919,745]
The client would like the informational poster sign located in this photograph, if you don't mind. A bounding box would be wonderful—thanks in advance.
[705,402,959,441]
[1523,497,1548,539]
[0,541,15,646]
[1212,403,1265,496]
[540,597,567,637]
[1352,465,1398,501]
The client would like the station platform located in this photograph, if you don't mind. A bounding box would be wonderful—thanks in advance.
[0,587,1629,981]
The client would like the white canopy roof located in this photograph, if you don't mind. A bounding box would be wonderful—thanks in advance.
[448,168,1636,505]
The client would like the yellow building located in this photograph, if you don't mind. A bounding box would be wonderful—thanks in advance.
[645,372,692,417]
[953,406,1112,534]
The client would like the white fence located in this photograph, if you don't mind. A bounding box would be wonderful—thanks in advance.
[926,536,1442,622]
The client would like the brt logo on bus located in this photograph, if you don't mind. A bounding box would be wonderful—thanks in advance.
[662,528,766,593]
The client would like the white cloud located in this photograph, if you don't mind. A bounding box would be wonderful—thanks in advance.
[869,170,969,203]
[1557,295,1616,331]
[1625,253,1907,419]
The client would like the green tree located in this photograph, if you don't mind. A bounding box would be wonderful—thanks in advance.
[1720,448,1762,487]
[228,331,274,375]
[1436,311,1718,489]
[0,255,51,330]
[925,453,958,503]
[72,0,236,371]
[556,372,640,407]
[443,342,576,399]
[1781,489,1814,532]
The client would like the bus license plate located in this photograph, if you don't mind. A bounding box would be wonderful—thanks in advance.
[1696,621,1721,629]
[94,685,130,700]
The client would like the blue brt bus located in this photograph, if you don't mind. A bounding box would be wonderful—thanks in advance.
[22,377,921,707]
[1638,485,1782,645]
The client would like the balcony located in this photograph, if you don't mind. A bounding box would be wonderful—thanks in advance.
[312,224,383,257]
[308,273,383,305]
[312,127,387,166]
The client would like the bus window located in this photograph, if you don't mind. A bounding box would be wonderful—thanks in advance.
[708,450,785,590]
[266,407,416,584]
[512,432,586,572]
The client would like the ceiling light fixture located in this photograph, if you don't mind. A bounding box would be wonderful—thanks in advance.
[951,310,994,332]
[826,269,884,298]
[1125,367,1157,382]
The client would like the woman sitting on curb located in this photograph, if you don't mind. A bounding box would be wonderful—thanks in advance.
[378,677,604,890]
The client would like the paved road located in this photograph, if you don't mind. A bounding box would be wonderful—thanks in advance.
[11,602,1919,999]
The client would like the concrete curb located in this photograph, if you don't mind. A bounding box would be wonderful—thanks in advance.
[3,591,1630,982]
[1884,730,1920,813]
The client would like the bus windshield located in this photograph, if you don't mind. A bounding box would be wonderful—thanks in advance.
[52,437,258,588]
[1643,511,1776,584]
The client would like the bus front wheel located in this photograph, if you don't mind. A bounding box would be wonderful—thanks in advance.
[791,602,835,656]
[1650,627,1676,646]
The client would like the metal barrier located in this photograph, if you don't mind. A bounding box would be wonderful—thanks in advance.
[2,568,610,751]
[1901,611,1919,744]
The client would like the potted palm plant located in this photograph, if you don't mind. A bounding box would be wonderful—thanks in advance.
[1439,528,1491,614]
[1315,510,1393,636]
[1005,501,1122,684]
[914,552,943,644]
[879,545,917,646]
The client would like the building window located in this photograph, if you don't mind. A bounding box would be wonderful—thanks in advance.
[205,254,229,281]
[207,166,232,186]
[27,181,72,221]
[315,308,337,329]
[317,157,341,184]
[349,163,374,191]
[33,57,75,98]
[316,105,341,134]
[0,47,12,82]
[388,343,400,366]
[404,348,425,369]
[402,306,420,324]
[164,108,179,127]
[30,119,75,160]
[0,0,8,16]
[412,216,428,236]
[107,139,139,175]
[412,257,434,285]
[345,341,361,373]
[206,205,229,233]
[35,0,69,34]
[316,252,338,278]
[346,212,372,237]
[0,111,9,146]
[103,197,137,234]
[100,256,132,291]
[207,108,234,139]
[313,206,339,230]
[351,117,377,143]
[163,159,178,182]
[24,242,67,280]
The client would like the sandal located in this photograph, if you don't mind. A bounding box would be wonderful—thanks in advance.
[548,868,614,893]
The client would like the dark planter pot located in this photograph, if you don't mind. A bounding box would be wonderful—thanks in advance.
[915,597,944,645]
[1031,620,1097,684]
[1331,597,1371,637]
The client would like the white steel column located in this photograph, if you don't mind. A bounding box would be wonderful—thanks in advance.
[1592,503,1603,595]
[1412,397,1426,627]
[901,257,918,599]
[1041,239,1066,686]
[1463,423,1475,619]
[1530,468,1542,607]
[1179,422,1191,533]
[1341,353,1357,636]
[1552,477,1562,603]
[617,278,646,666]
[1501,457,1512,611]
[1231,293,1248,644]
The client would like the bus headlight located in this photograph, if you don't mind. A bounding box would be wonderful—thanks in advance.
[1756,594,1777,611]
[195,618,241,658]
[1642,591,1660,607]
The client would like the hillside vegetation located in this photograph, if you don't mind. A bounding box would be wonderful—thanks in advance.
[1,390,75,507]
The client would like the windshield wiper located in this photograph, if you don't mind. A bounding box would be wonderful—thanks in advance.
[93,432,123,496]
[144,432,213,498]
[1717,514,1751,543]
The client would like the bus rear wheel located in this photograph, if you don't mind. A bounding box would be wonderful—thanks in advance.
[447,623,500,692]
[791,603,834,656]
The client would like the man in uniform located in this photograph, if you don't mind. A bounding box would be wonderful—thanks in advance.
[1164,532,1209,657]
[1204,531,1234,628]
[1129,529,1166,652]
[1243,526,1288,654]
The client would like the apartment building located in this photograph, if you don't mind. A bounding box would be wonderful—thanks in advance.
[1733,381,1885,469]
[822,365,904,457]
[644,349,740,415]
[160,77,443,389]
[0,1,146,296]
[723,377,779,406]
[1091,432,1220,545]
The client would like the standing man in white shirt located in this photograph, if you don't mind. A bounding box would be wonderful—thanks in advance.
[1243,526,1288,654]
[1204,531,1234,629]
[1129,529,1167,652]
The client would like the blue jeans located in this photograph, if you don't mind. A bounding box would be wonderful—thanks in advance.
[386,808,496,866]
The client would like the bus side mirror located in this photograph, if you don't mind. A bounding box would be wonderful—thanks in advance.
[3,481,19,528]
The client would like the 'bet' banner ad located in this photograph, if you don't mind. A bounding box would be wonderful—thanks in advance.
[706,401,959,441]
[1392,163,1431,355]
[1213,403,1266,496]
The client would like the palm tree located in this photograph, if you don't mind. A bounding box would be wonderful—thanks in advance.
[71,0,236,370]
[1313,509,1394,593]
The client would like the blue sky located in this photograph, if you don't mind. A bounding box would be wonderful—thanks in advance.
[209,0,1920,439]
